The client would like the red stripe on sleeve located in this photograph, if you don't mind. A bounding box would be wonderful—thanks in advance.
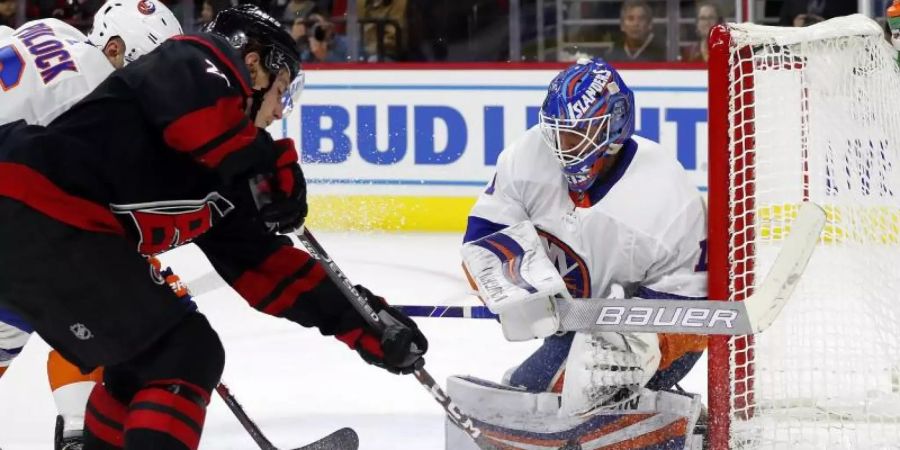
[85,409,125,447]
[261,262,327,316]
[125,409,202,450]
[232,247,314,307]
[0,163,124,235]
[199,121,257,169]
[171,35,251,96]
[162,96,259,169]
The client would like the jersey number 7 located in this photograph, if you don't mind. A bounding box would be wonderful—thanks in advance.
[0,45,25,91]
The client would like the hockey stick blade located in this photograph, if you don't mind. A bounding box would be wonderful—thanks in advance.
[740,201,825,333]
[293,427,359,450]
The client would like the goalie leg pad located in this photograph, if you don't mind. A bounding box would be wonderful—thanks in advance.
[445,375,703,450]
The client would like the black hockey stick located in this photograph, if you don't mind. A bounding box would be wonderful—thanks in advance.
[216,381,359,450]
[295,228,500,450]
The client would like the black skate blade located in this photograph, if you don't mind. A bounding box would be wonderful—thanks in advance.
[292,427,359,450]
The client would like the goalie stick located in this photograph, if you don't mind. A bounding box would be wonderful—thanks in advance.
[215,382,359,450]
[294,228,501,450]
[399,202,825,336]
[185,203,824,337]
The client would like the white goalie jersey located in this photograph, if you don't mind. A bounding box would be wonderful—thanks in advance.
[0,19,113,126]
[467,126,707,306]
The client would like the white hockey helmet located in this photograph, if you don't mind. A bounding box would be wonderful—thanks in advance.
[88,0,183,65]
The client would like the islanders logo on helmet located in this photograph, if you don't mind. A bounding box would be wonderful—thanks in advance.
[137,0,157,15]
[539,57,635,192]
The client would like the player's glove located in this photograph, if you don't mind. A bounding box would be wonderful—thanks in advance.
[337,285,428,375]
[250,139,308,234]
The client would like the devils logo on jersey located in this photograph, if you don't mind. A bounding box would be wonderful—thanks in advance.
[537,229,591,299]
[111,192,235,255]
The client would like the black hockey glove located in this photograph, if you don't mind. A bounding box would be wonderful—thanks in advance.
[250,138,308,234]
[337,285,428,375]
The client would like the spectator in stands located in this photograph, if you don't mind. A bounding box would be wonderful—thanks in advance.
[280,0,316,24]
[682,1,723,62]
[291,7,349,62]
[198,0,215,28]
[698,0,733,19]
[358,0,407,61]
[605,0,666,62]
[27,0,65,21]
[778,0,855,27]
[791,12,823,27]
[0,0,16,27]
[291,12,307,42]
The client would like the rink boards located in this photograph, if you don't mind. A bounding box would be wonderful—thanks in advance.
[268,65,708,231]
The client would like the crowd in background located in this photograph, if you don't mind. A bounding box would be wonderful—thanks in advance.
[0,0,887,63]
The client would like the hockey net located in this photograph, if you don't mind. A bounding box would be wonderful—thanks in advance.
[707,15,900,449]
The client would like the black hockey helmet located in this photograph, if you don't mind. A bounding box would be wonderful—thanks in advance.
[205,4,303,113]
[206,4,299,79]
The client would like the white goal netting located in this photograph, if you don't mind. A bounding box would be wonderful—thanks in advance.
[711,15,900,449]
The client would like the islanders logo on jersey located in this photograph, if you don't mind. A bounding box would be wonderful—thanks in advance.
[537,229,591,299]
[137,0,157,15]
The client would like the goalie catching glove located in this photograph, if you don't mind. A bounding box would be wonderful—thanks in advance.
[336,285,428,374]
[250,138,308,234]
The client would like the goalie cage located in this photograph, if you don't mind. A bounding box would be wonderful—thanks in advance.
[707,14,900,449]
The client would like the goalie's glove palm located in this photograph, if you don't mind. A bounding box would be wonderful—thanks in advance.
[342,285,428,375]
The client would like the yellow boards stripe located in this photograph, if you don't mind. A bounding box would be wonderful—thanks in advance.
[758,203,900,245]
[306,195,477,232]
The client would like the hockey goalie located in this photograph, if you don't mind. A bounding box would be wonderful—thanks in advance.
[447,58,706,449]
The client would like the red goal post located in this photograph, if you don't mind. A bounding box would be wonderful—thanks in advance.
[707,14,900,449]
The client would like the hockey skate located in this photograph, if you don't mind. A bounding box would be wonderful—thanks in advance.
[54,415,83,450]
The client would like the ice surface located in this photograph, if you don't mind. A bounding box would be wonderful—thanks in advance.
[0,232,708,449]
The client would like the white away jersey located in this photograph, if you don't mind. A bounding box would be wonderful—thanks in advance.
[0,19,112,126]
[467,126,707,302]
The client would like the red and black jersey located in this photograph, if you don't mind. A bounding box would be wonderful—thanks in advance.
[0,33,367,339]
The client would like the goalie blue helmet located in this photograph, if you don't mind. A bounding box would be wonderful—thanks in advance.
[539,58,635,192]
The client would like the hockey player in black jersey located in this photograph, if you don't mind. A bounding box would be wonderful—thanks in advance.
[0,5,427,450]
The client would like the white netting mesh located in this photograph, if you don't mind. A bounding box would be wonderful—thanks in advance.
[722,15,900,449]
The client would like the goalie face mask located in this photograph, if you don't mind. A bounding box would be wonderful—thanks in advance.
[539,57,635,192]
